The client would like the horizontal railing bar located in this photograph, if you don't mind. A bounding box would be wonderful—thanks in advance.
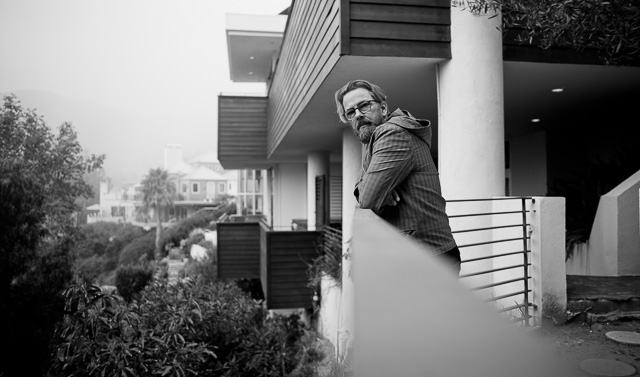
[451,223,528,234]
[484,289,531,303]
[469,277,528,291]
[462,250,529,263]
[496,302,534,314]
[458,237,530,249]
[449,210,530,218]
[459,263,531,278]
[447,197,533,203]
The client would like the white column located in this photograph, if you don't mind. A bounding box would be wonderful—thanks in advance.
[263,169,272,227]
[530,196,567,325]
[307,152,330,231]
[437,5,505,200]
[339,129,361,361]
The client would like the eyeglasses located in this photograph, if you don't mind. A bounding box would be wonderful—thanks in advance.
[344,100,377,121]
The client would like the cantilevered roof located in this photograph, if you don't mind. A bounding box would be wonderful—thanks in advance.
[226,13,287,83]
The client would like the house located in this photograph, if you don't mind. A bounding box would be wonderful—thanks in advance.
[217,0,640,356]
[164,146,239,219]
[87,180,140,224]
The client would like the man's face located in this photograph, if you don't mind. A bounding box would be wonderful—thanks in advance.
[343,88,386,144]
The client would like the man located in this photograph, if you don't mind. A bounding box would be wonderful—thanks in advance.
[334,79,460,273]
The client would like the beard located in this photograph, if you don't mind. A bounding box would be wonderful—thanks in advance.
[356,124,375,143]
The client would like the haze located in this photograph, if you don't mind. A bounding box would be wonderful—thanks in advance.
[0,0,291,185]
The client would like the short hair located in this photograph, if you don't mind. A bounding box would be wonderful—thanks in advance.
[334,79,387,123]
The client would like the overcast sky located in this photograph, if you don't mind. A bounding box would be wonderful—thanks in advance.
[0,0,291,185]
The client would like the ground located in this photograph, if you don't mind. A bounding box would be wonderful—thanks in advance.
[534,319,640,376]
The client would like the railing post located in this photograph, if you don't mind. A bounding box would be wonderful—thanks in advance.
[521,197,530,326]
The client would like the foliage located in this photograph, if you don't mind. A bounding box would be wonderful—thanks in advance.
[547,147,640,259]
[118,230,156,266]
[158,205,230,252]
[0,94,103,376]
[307,228,343,289]
[114,264,154,302]
[141,168,177,260]
[463,0,640,65]
[0,94,104,237]
[72,222,146,284]
[49,278,324,376]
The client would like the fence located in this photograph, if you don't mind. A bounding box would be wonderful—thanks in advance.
[447,197,534,325]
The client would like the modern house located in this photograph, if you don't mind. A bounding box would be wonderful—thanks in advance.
[217,0,640,356]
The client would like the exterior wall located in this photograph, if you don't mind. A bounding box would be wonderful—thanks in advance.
[217,222,261,279]
[267,0,340,156]
[345,0,451,58]
[510,131,547,196]
[218,96,268,167]
[567,170,640,276]
[261,229,321,310]
[272,163,307,230]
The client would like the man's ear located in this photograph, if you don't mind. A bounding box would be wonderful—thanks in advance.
[381,102,388,115]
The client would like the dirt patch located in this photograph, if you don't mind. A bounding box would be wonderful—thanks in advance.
[533,319,640,375]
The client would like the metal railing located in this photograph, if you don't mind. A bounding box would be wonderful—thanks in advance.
[447,197,534,326]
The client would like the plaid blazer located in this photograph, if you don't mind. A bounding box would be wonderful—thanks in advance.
[354,109,457,255]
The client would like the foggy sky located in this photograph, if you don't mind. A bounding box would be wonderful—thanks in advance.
[0,0,291,185]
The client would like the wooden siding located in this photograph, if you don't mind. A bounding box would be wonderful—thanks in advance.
[261,228,322,310]
[268,0,342,157]
[267,0,450,156]
[218,96,268,166]
[347,0,451,58]
[217,222,261,279]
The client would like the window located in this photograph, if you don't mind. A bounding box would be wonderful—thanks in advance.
[182,183,188,194]
[192,183,199,193]
[219,182,226,193]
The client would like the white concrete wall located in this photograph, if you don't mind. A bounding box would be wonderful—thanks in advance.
[566,170,640,276]
[319,275,341,350]
[510,131,547,196]
[272,163,307,230]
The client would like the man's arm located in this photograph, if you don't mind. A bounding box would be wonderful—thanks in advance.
[355,125,412,213]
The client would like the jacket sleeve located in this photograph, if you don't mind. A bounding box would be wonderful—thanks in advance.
[355,125,413,214]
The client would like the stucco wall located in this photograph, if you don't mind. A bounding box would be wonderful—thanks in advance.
[272,163,307,230]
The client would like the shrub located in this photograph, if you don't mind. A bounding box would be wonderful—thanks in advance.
[158,204,234,252]
[114,264,153,302]
[49,277,324,376]
[118,231,155,266]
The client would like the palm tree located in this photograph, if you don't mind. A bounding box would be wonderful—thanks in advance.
[141,168,176,260]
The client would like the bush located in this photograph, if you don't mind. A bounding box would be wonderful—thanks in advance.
[49,277,324,377]
[114,264,153,302]
[118,231,156,266]
[183,240,217,283]
[159,204,234,252]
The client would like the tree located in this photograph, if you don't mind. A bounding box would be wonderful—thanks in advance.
[463,0,640,65]
[0,94,105,376]
[141,167,176,260]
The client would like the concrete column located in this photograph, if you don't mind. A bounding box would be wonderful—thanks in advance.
[339,129,361,361]
[307,152,330,231]
[437,5,505,200]
[530,196,567,325]
[263,169,272,227]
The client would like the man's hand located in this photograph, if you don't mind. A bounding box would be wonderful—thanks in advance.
[384,189,400,206]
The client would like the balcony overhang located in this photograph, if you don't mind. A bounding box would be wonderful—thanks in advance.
[226,13,287,83]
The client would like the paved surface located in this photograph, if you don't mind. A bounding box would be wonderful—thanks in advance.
[579,359,636,376]
[567,275,640,301]
[605,331,640,346]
